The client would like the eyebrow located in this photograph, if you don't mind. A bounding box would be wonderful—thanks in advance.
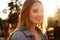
[33,8,43,11]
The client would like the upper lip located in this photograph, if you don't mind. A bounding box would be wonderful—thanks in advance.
[36,17,41,21]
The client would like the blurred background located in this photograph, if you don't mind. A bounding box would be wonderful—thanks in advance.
[0,0,60,40]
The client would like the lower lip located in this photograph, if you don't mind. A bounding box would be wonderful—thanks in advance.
[37,19,41,22]
[36,18,41,22]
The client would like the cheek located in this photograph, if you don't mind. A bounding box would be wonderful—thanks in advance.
[28,12,36,21]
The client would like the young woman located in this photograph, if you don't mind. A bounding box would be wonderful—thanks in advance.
[7,0,48,40]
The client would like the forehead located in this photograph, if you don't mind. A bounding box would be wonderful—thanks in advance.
[30,2,43,10]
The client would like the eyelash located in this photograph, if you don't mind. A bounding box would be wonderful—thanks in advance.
[33,10,43,13]
[33,10,39,13]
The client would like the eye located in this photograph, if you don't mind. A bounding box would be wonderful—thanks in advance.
[32,9,39,13]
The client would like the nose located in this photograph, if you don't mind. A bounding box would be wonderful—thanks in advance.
[38,13,43,17]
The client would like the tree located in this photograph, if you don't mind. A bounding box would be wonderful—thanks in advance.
[7,0,22,34]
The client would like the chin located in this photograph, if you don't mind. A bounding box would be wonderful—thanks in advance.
[37,23,40,24]
[37,21,42,24]
[35,22,41,24]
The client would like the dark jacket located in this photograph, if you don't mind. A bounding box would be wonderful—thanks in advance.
[10,27,48,40]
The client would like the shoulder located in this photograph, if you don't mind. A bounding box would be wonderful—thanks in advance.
[10,31,28,40]
[12,31,23,36]
[43,34,48,40]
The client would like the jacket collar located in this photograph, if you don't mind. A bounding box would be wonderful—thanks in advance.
[23,27,41,37]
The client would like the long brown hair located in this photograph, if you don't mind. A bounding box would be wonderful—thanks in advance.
[17,0,43,31]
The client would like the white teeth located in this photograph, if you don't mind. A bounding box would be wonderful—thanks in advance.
[36,18,41,21]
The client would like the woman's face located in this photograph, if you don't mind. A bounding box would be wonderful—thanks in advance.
[29,2,43,24]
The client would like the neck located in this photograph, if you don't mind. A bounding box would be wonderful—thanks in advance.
[29,23,36,32]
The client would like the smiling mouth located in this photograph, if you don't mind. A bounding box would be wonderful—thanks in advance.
[36,18,41,22]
